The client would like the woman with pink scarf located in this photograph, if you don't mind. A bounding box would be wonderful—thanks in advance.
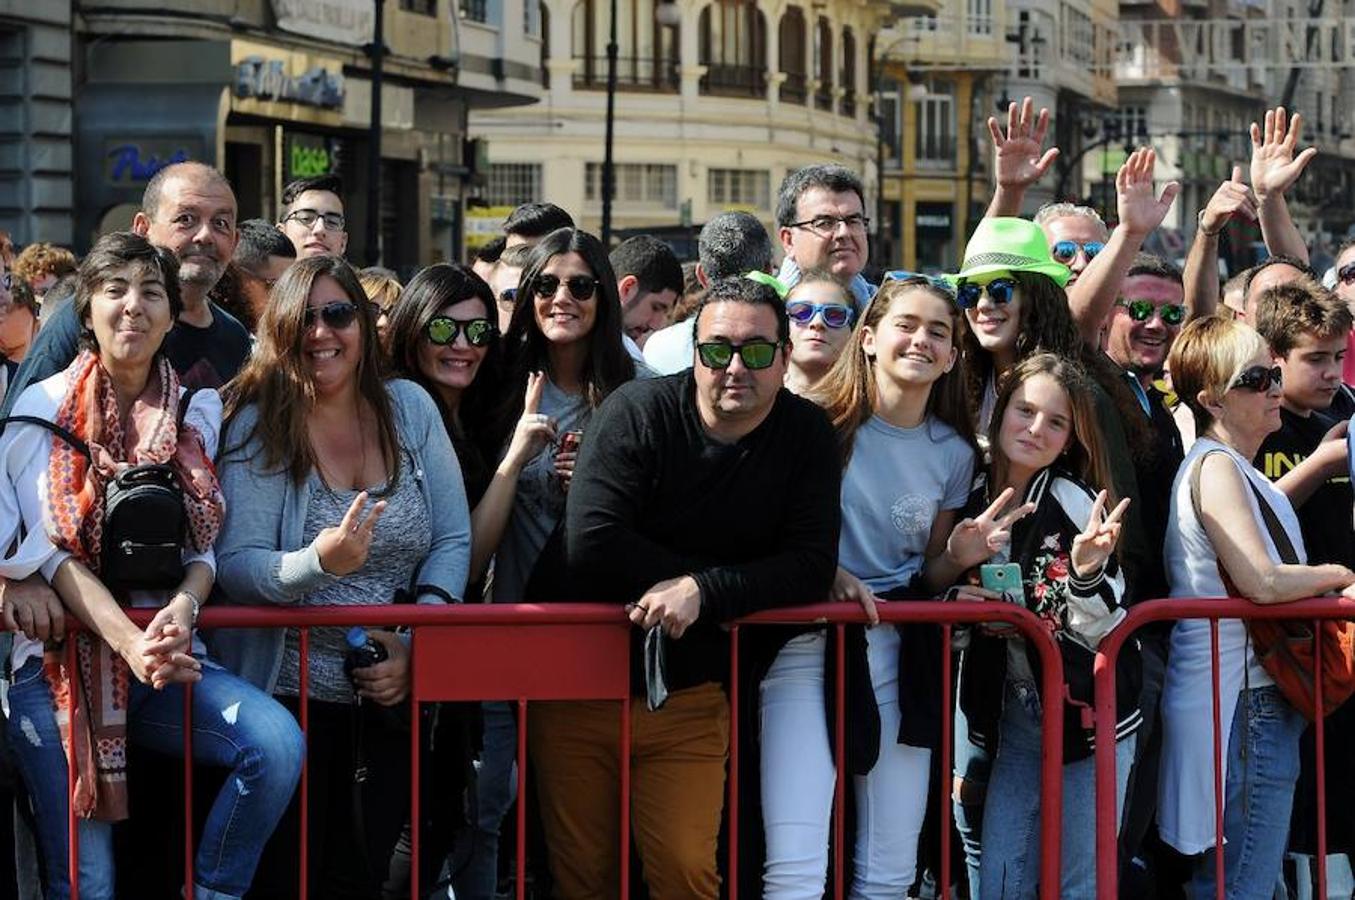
[0,232,303,900]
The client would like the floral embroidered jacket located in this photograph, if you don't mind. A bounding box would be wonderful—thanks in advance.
[958,466,1143,762]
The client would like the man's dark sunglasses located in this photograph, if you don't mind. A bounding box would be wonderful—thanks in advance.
[303,301,361,330]
[696,340,781,370]
[955,278,1016,310]
[425,316,498,347]
[534,274,597,302]
[1051,240,1105,265]
[1230,364,1282,393]
[1115,298,1186,326]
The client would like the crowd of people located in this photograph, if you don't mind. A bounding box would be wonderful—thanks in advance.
[0,98,1351,900]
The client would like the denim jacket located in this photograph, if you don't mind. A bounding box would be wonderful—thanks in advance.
[206,378,471,693]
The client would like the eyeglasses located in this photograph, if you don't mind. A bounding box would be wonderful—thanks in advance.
[1050,240,1105,265]
[1115,298,1187,326]
[498,287,518,308]
[283,209,346,232]
[786,301,854,329]
[533,274,597,302]
[955,278,1016,310]
[1229,364,1282,393]
[696,339,781,370]
[1338,262,1355,286]
[303,301,361,330]
[787,214,871,237]
[425,316,497,347]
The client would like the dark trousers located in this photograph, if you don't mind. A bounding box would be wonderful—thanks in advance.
[249,697,410,900]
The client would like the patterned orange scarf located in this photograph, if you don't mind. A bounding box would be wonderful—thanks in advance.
[43,350,225,820]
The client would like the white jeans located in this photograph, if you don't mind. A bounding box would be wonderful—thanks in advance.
[760,627,931,899]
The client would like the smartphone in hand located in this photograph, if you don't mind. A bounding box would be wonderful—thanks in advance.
[979,563,1026,606]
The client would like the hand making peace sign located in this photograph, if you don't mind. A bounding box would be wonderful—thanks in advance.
[944,487,1038,571]
[1069,490,1131,579]
[313,490,388,576]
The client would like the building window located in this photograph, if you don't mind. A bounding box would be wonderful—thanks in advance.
[839,27,856,117]
[967,0,993,35]
[400,0,436,12]
[486,163,542,206]
[814,17,832,110]
[699,0,767,97]
[708,167,770,208]
[541,2,551,86]
[1118,105,1148,142]
[460,0,489,23]
[585,163,678,207]
[778,6,807,104]
[573,0,679,91]
[878,89,902,168]
[915,80,956,165]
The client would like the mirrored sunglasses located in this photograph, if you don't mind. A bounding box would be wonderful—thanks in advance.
[955,278,1016,310]
[425,316,498,347]
[786,301,854,329]
[1050,240,1105,265]
[1116,298,1186,326]
[696,340,780,370]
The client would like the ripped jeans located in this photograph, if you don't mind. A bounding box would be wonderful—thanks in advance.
[5,655,304,900]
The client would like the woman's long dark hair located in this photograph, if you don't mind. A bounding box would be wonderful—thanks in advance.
[959,271,1149,461]
[385,263,502,441]
[222,255,398,484]
[488,228,635,450]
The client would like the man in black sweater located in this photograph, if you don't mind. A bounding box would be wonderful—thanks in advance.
[529,277,840,900]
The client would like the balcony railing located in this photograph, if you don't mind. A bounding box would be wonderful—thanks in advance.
[840,90,856,117]
[780,71,807,104]
[573,55,680,92]
[700,63,767,98]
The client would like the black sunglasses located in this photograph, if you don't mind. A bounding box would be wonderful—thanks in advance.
[696,339,781,370]
[534,274,597,302]
[1230,365,1282,393]
[956,278,1016,310]
[425,316,497,347]
[1115,298,1187,326]
[303,301,361,330]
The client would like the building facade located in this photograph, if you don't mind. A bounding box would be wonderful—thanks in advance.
[0,1,74,248]
[70,0,542,270]
[469,0,894,259]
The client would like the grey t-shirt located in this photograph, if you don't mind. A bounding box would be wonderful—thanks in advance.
[838,414,975,594]
[491,378,590,603]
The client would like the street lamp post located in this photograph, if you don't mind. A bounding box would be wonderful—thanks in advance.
[366,0,386,266]
[601,0,619,245]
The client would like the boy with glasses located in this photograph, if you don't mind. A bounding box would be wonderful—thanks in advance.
[540,276,840,900]
[277,174,348,258]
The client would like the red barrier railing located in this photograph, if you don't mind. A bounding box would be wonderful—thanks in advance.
[1092,596,1355,900]
[49,599,1067,900]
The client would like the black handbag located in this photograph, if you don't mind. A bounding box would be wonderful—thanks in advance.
[0,389,196,590]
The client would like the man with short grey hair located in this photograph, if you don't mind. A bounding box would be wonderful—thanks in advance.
[642,212,775,374]
[1033,202,1109,287]
[775,164,874,308]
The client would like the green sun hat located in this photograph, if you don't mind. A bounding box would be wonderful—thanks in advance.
[946,217,1071,288]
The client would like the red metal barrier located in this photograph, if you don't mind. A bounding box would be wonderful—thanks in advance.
[1092,596,1355,900]
[47,599,1066,900]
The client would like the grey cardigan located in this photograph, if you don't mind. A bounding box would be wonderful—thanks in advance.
[207,378,471,693]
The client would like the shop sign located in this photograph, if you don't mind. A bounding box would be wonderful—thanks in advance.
[465,205,515,250]
[235,56,345,110]
[286,133,342,180]
[104,140,203,186]
[916,213,951,229]
[271,0,374,46]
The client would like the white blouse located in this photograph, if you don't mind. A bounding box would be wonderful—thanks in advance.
[1156,437,1301,855]
[0,371,220,674]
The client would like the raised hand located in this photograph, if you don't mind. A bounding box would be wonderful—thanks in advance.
[987,97,1060,190]
[1069,490,1131,578]
[944,487,1037,570]
[830,566,880,626]
[1116,148,1181,238]
[1199,166,1258,235]
[314,491,387,576]
[1250,107,1317,199]
[503,371,557,474]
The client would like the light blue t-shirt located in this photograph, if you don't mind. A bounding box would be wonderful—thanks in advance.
[838,414,975,594]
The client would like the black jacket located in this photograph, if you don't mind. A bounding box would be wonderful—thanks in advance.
[959,467,1142,762]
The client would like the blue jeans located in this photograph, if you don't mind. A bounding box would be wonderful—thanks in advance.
[952,698,991,897]
[452,700,518,900]
[1192,685,1306,900]
[978,687,1135,900]
[5,656,304,900]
